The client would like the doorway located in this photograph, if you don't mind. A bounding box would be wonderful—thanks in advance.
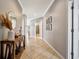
[36,25,40,37]
[35,20,43,39]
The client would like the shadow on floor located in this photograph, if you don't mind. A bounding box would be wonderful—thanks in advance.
[15,48,25,59]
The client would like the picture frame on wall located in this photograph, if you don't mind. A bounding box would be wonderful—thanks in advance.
[46,16,52,31]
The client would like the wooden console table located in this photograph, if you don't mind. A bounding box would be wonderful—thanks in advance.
[0,40,15,59]
[0,35,25,59]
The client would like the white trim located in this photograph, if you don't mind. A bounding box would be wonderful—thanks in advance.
[43,0,55,16]
[68,1,72,59]
[18,0,23,9]
[43,39,65,59]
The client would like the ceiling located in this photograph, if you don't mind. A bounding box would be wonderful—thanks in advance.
[19,0,53,20]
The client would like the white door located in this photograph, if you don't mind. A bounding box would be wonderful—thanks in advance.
[78,1,79,59]
[74,0,79,59]
[68,0,79,59]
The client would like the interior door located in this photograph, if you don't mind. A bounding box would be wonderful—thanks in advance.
[74,0,79,59]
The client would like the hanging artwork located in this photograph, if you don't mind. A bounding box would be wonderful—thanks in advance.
[46,16,52,31]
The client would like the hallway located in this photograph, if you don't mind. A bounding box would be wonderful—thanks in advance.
[0,0,68,59]
[20,38,62,59]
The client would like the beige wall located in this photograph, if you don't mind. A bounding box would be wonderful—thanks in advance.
[0,0,22,27]
[43,0,68,59]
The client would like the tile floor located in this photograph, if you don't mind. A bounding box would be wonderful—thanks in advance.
[20,38,62,59]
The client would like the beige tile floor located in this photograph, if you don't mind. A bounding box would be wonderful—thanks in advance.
[20,38,62,59]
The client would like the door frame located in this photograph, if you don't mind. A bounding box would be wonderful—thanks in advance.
[68,0,79,59]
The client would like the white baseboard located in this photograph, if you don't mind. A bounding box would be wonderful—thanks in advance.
[43,39,65,59]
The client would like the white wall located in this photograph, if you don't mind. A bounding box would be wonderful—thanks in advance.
[43,0,68,59]
[0,0,22,27]
[30,20,36,39]
[39,20,43,39]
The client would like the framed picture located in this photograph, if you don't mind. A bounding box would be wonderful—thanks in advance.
[46,16,52,31]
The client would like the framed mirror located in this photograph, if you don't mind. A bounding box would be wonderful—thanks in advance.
[8,11,16,29]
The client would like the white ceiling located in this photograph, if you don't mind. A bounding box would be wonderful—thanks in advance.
[19,0,53,20]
